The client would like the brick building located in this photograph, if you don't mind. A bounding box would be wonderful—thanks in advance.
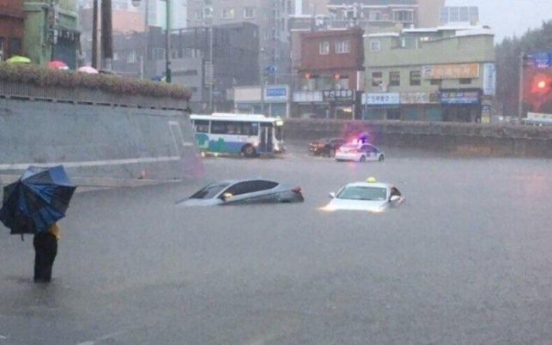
[0,0,25,61]
[295,28,364,119]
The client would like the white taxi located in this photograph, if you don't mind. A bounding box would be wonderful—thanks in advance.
[323,177,404,212]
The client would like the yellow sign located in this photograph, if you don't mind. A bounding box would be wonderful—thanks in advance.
[422,64,480,79]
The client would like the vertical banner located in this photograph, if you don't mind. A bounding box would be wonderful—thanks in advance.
[483,63,496,96]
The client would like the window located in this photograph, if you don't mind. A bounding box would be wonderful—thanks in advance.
[335,40,351,54]
[127,51,136,63]
[210,121,258,135]
[369,11,382,21]
[372,72,382,87]
[459,78,472,85]
[243,7,255,19]
[194,120,209,133]
[389,71,400,86]
[0,37,4,61]
[319,41,329,55]
[222,8,235,19]
[369,39,381,52]
[113,52,119,61]
[224,182,254,196]
[9,38,21,57]
[393,10,413,22]
[194,9,202,20]
[430,79,442,86]
[410,71,421,86]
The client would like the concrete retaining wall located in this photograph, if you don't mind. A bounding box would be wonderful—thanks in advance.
[284,119,552,158]
[0,98,202,187]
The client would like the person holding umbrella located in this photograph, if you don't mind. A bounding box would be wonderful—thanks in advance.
[33,223,61,282]
[0,165,76,283]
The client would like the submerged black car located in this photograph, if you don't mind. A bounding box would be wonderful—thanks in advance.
[308,138,347,157]
[176,179,304,206]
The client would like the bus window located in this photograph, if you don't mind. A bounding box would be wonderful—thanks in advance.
[211,121,228,134]
[242,122,258,136]
[194,120,209,133]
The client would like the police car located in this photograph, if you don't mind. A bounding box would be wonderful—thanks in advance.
[334,142,385,162]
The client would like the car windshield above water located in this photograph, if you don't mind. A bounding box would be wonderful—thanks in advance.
[337,186,387,201]
[189,182,230,199]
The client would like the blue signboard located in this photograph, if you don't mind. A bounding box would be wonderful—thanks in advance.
[266,87,286,97]
[265,86,288,101]
[532,52,552,68]
[440,91,480,105]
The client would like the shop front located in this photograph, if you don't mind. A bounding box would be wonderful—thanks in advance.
[400,91,441,121]
[440,89,482,122]
[234,85,290,117]
[362,92,400,120]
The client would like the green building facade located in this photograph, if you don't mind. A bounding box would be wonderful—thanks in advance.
[23,0,80,69]
[363,27,496,123]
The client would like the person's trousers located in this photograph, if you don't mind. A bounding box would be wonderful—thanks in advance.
[33,232,58,282]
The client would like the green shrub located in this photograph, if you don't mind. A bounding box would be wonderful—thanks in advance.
[0,63,192,100]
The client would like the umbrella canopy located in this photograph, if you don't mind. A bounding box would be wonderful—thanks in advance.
[6,55,31,64]
[48,60,69,70]
[0,166,76,235]
[78,66,99,74]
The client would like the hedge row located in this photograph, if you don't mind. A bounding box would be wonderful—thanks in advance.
[0,63,192,100]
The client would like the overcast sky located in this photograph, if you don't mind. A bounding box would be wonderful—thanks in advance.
[445,0,552,42]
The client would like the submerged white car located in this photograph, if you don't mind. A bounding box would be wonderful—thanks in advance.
[335,143,385,162]
[323,179,404,212]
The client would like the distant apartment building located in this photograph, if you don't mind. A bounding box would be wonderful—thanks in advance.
[187,0,292,85]
[325,0,418,30]
[0,0,25,61]
[363,26,496,122]
[106,22,259,112]
[294,28,365,119]
[417,0,446,28]
[439,6,480,26]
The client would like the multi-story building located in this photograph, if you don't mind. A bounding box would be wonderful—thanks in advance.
[0,0,25,61]
[187,0,292,85]
[363,26,496,122]
[294,28,365,119]
[24,0,80,68]
[418,0,446,28]
[326,0,418,30]
[106,22,259,112]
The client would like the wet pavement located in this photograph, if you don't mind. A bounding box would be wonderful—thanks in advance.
[1,143,552,344]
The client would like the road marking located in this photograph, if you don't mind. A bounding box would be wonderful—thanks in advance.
[0,156,181,171]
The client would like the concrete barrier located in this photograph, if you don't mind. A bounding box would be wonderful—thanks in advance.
[284,119,552,158]
[0,98,203,188]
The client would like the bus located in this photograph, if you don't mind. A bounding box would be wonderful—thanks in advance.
[190,113,285,157]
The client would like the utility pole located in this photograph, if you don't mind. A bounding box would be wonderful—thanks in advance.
[165,0,172,83]
[518,51,526,122]
[101,0,113,70]
[91,0,98,68]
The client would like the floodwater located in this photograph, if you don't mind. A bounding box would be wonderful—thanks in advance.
[1,144,552,345]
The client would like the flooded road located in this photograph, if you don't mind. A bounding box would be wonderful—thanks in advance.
[1,144,552,345]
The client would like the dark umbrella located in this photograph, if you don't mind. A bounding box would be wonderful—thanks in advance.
[0,165,76,239]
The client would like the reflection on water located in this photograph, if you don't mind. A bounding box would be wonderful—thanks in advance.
[1,148,552,344]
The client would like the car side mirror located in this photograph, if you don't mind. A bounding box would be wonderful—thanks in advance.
[221,192,233,201]
[329,192,336,198]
